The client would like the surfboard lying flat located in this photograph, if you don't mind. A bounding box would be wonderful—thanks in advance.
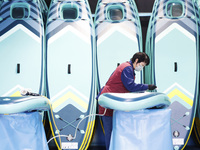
[145,0,200,149]
[98,92,171,111]
[94,0,143,90]
[45,0,96,149]
[0,96,50,114]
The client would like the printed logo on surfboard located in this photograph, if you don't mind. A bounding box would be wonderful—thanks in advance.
[173,138,184,145]
[62,142,78,149]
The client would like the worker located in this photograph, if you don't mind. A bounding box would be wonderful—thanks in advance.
[97,52,157,150]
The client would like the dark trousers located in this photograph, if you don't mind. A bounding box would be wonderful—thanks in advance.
[102,116,113,150]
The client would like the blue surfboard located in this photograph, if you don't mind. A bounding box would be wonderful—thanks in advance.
[45,0,96,149]
[94,0,143,91]
[38,0,48,24]
[193,0,200,145]
[145,0,200,149]
[0,0,45,96]
[0,96,50,114]
[98,92,171,111]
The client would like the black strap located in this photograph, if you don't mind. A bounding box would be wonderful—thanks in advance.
[117,63,120,67]
[68,64,71,74]
[17,64,20,73]
[174,62,177,72]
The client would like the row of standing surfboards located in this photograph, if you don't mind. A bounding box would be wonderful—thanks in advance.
[0,0,200,150]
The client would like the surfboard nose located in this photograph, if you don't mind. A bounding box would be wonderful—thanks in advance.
[94,0,144,91]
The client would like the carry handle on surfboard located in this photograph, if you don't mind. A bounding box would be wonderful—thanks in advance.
[68,64,71,74]
[17,63,20,73]
[174,62,177,72]
[10,3,30,20]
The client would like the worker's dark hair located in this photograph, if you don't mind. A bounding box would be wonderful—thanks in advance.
[131,52,150,66]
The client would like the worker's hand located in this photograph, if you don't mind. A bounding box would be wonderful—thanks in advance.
[148,84,157,90]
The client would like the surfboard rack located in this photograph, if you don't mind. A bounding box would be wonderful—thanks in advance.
[0,96,50,114]
[98,92,171,111]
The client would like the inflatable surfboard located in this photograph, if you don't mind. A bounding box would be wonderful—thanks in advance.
[145,0,200,149]
[0,96,50,114]
[98,92,171,111]
[45,0,96,149]
[38,0,49,24]
[0,0,45,96]
[193,0,200,145]
[94,0,143,91]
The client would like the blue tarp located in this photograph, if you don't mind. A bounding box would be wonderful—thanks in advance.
[109,109,173,150]
[0,112,48,150]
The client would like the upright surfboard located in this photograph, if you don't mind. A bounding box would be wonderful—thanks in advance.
[0,0,45,96]
[38,0,49,24]
[145,0,200,149]
[94,0,143,91]
[193,0,200,145]
[45,0,96,149]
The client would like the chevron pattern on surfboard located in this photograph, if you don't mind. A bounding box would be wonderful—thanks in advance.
[0,0,45,96]
[94,0,143,91]
[45,0,96,149]
[145,0,200,150]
